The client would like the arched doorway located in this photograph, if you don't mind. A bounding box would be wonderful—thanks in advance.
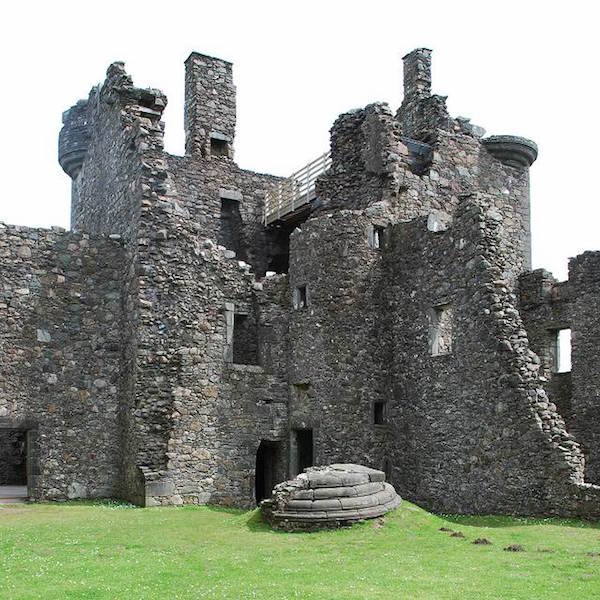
[255,440,282,504]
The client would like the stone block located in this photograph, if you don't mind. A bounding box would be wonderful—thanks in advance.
[145,480,175,497]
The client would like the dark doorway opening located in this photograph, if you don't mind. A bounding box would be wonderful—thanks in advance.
[265,224,293,275]
[0,429,27,486]
[233,313,259,365]
[218,198,245,259]
[290,428,313,477]
[382,458,392,482]
[255,440,282,504]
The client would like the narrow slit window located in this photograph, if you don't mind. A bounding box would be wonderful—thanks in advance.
[553,328,572,373]
[373,401,386,425]
[429,303,453,356]
[293,285,307,310]
[369,225,386,250]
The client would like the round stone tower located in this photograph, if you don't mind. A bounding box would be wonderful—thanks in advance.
[58,99,90,179]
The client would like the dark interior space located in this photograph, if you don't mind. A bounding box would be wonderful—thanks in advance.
[290,429,313,477]
[265,209,313,275]
[210,137,229,156]
[255,440,282,504]
[400,136,433,175]
[265,224,293,274]
[0,430,27,486]
[233,313,259,365]
[218,198,245,259]
[374,401,386,425]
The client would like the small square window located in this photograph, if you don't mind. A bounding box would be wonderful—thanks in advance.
[294,285,307,310]
[210,137,229,157]
[374,401,386,425]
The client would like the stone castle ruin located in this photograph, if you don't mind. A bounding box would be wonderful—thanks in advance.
[1,49,599,516]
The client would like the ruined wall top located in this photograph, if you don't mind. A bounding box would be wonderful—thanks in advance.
[402,48,432,101]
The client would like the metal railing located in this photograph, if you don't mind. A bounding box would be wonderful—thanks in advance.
[264,151,331,225]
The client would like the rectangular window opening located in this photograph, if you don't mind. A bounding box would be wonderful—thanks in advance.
[429,303,453,356]
[232,313,259,365]
[373,401,386,425]
[293,285,307,310]
[553,328,572,373]
[374,225,385,249]
[218,198,243,257]
[210,137,229,157]
[369,224,386,250]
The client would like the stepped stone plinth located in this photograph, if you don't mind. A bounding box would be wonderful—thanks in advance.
[260,464,401,531]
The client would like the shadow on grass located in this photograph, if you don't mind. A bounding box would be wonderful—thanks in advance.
[27,499,139,509]
[203,505,247,516]
[440,513,600,530]
[202,505,283,534]
[245,508,273,532]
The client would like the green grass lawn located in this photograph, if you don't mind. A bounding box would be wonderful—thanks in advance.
[1,500,599,599]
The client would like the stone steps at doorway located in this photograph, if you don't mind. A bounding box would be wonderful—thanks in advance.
[0,486,28,504]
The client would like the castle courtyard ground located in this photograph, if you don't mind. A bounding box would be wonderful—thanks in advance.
[0,501,598,599]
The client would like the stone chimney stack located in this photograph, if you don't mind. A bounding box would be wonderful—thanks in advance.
[184,52,236,159]
[402,48,432,101]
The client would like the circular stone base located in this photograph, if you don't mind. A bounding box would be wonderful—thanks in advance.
[260,464,401,531]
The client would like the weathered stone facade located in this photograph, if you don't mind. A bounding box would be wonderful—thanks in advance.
[1,48,599,517]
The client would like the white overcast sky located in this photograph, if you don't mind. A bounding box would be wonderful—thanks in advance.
[1,0,598,280]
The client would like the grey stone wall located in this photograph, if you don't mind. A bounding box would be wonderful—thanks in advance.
[567,253,600,483]
[166,154,281,276]
[134,233,288,507]
[384,197,593,516]
[518,270,569,402]
[397,48,452,142]
[60,59,290,507]
[287,209,389,475]
[2,47,598,518]
[281,195,600,518]
[518,254,600,486]
[316,101,531,284]
[0,224,124,499]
